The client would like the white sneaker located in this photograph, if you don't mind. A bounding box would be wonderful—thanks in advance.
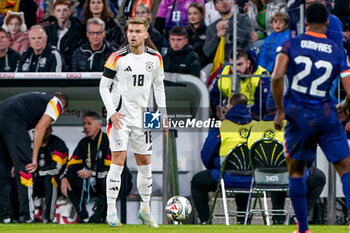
[106,213,122,227]
[138,209,159,228]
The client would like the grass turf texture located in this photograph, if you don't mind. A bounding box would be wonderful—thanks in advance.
[0,224,348,233]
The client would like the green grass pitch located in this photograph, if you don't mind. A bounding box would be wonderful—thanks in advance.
[0,224,348,233]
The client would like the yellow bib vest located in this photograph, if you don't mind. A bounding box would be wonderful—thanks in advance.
[218,65,269,105]
[247,120,287,149]
[219,119,255,157]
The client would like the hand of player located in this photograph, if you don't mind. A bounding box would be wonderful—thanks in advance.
[25,162,38,173]
[61,177,71,197]
[337,101,349,119]
[274,111,285,130]
[345,122,350,132]
[111,112,126,130]
[162,119,169,137]
[77,169,93,179]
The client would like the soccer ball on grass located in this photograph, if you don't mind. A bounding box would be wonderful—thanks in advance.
[165,196,192,221]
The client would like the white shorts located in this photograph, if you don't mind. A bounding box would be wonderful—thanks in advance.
[107,124,152,154]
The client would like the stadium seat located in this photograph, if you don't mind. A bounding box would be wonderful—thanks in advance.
[245,138,292,225]
[208,143,253,225]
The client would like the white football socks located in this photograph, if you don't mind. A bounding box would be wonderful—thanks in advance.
[137,164,152,212]
[106,163,124,215]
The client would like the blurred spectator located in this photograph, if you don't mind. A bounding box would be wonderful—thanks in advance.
[16,25,65,72]
[333,0,350,58]
[33,126,68,223]
[45,0,79,19]
[134,3,163,52]
[117,0,162,30]
[204,0,220,26]
[154,0,204,37]
[71,18,114,72]
[191,93,253,225]
[45,0,82,70]
[2,11,30,54]
[258,11,290,73]
[0,28,20,72]
[247,0,288,52]
[210,49,269,120]
[186,2,209,67]
[203,0,252,61]
[163,26,201,77]
[205,0,248,26]
[61,112,132,223]
[333,0,350,33]
[81,0,125,49]
[289,0,343,46]
[35,0,46,24]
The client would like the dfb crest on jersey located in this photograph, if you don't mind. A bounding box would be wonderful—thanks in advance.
[145,61,154,72]
[143,110,161,129]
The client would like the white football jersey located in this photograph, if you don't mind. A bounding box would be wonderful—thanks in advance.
[100,45,166,127]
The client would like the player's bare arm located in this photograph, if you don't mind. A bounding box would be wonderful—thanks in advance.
[271,53,289,130]
[26,114,53,173]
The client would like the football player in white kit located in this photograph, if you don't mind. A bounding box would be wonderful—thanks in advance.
[99,17,168,227]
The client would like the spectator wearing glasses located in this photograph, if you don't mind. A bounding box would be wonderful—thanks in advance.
[81,0,125,50]
[71,18,114,72]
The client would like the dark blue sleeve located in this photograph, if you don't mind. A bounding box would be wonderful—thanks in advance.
[210,78,220,111]
[277,39,291,56]
[327,15,343,47]
[340,47,350,78]
[209,66,227,111]
[201,127,221,169]
[251,76,270,117]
